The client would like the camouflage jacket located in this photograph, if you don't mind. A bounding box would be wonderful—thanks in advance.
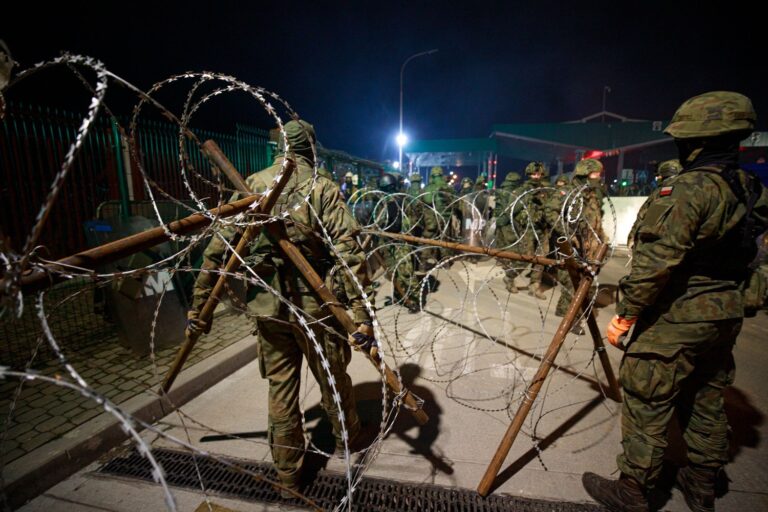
[421,181,456,217]
[493,185,517,227]
[617,165,768,323]
[543,183,572,235]
[627,189,660,247]
[192,155,372,323]
[510,181,545,230]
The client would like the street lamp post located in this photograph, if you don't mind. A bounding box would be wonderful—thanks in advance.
[399,48,438,175]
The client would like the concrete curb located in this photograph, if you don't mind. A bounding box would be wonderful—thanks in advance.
[4,333,258,510]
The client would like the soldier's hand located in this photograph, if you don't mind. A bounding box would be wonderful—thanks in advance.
[606,315,636,350]
[349,321,378,358]
[186,310,211,338]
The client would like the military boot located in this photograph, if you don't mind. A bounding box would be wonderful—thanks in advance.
[582,472,649,512]
[676,465,717,512]
[529,285,547,300]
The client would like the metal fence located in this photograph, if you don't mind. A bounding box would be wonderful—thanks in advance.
[0,102,271,259]
[0,104,270,367]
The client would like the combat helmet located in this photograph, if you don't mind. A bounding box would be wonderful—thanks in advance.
[656,159,682,180]
[574,158,603,177]
[379,173,398,193]
[430,166,444,177]
[499,172,520,190]
[409,173,421,182]
[461,177,473,189]
[665,91,756,139]
[525,161,547,177]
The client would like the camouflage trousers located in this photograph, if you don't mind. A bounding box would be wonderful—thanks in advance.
[617,315,740,486]
[389,243,420,303]
[496,225,545,289]
[420,210,445,268]
[555,267,574,316]
[255,316,360,488]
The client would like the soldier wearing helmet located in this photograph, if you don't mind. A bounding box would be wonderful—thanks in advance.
[493,172,524,291]
[569,158,606,260]
[460,177,474,194]
[374,173,421,311]
[406,173,422,197]
[655,159,682,184]
[583,92,768,512]
[341,171,359,202]
[549,158,607,322]
[419,166,456,269]
[514,162,549,298]
[493,164,548,295]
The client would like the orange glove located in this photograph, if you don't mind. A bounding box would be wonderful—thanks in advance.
[606,315,636,349]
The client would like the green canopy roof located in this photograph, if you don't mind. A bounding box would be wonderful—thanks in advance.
[407,138,497,153]
[492,119,671,151]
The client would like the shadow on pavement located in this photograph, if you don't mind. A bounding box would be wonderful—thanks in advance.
[301,363,453,486]
[488,394,606,494]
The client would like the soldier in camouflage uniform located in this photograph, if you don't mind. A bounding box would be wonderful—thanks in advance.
[494,171,522,292]
[548,159,606,320]
[570,158,607,260]
[188,120,373,494]
[406,173,422,197]
[376,173,420,312]
[420,166,454,269]
[512,162,549,299]
[341,171,358,202]
[544,174,576,316]
[583,92,768,512]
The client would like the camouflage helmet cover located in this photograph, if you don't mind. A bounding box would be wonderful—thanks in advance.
[461,177,473,185]
[525,161,547,176]
[409,173,421,182]
[574,158,603,177]
[504,172,521,183]
[664,91,756,139]
[430,166,444,176]
[656,159,682,179]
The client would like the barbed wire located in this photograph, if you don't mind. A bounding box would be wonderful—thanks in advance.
[0,53,622,511]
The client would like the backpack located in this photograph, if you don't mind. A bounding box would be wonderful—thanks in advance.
[688,165,767,316]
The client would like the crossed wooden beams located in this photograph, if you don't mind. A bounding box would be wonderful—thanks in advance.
[367,231,621,496]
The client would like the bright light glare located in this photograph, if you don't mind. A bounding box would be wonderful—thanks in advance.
[392,161,401,170]
[396,132,408,147]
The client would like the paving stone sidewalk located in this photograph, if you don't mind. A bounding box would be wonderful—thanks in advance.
[0,308,253,463]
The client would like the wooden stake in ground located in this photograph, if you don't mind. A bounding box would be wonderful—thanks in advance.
[476,243,609,497]
[557,237,621,403]
[195,140,429,425]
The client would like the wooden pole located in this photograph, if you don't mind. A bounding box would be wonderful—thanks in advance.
[370,230,564,267]
[11,196,261,294]
[476,243,608,497]
[160,144,296,393]
[200,141,429,425]
[556,237,621,403]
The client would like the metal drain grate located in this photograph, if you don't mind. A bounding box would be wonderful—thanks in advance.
[98,448,600,511]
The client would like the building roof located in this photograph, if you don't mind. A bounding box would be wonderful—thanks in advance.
[491,118,671,151]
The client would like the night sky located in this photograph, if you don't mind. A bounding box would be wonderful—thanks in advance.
[2,1,764,161]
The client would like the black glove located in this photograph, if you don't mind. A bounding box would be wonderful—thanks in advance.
[185,310,210,338]
[348,322,378,358]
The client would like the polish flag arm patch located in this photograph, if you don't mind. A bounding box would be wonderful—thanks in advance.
[659,186,674,197]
